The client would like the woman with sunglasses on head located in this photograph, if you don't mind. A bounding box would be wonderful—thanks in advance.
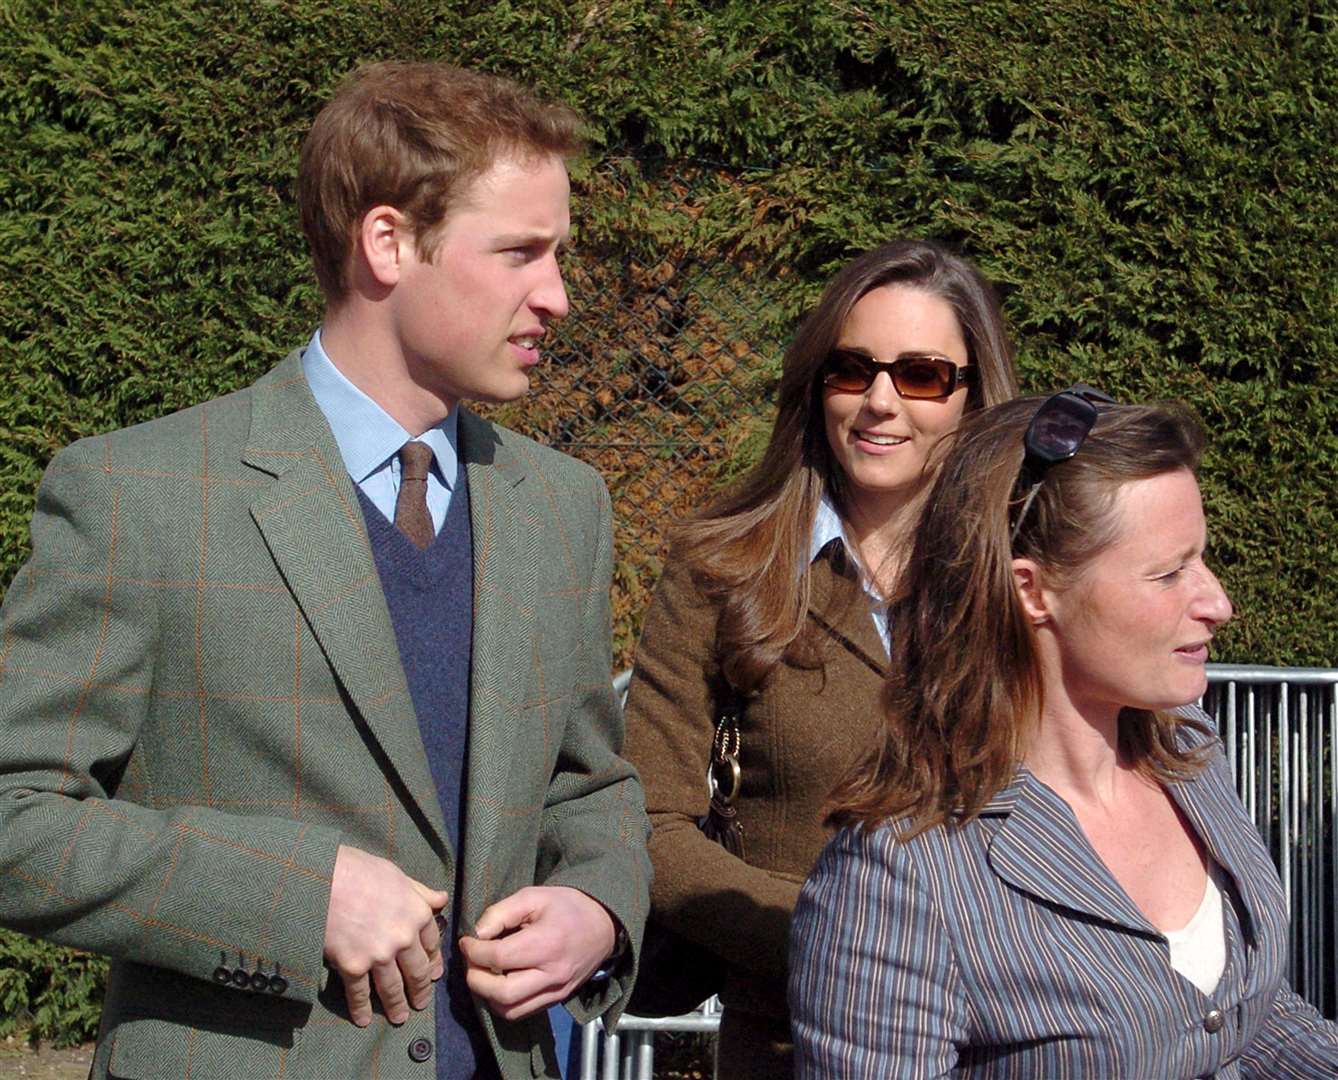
[622,239,1018,1077]
[790,393,1338,1078]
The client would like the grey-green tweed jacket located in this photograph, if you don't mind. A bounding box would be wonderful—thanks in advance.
[0,350,650,1079]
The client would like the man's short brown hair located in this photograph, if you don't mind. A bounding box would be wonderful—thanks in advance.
[297,61,584,304]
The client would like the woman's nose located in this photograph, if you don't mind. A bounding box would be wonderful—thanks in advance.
[1196,565,1234,628]
[863,370,901,413]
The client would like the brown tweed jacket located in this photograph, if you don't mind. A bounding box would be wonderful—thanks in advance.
[621,545,886,1074]
[0,350,650,1079]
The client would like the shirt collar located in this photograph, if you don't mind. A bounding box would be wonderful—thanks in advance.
[810,492,860,566]
[301,329,460,487]
[809,493,843,563]
[812,491,890,597]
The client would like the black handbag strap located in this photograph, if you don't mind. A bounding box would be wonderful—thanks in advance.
[700,685,745,858]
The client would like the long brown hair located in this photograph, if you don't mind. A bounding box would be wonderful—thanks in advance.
[674,239,1018,694]
[826,396,1212,836]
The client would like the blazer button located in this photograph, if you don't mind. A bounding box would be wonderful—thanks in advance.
[268,974,289,995]
[407,1037,433,1063]
[1203,1008,1225,1033]
[213,966,232,984]
[250,971,270,992]
[231,969,251,989]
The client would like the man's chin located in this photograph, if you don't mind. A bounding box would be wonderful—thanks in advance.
[469,378,531,407]
[489,370,536,403]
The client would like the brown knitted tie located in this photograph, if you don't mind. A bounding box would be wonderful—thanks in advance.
[394,441,435,550]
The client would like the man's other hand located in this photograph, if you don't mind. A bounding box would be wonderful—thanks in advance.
[458,885,617,1021]
[324,844,449,1026]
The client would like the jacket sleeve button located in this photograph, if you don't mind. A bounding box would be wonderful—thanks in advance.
[250,971,271,992]
[269,974,289,995]
[1203,1008,1225,1033]
[407,1038,433,1063]
[213,967,232,984]
[231,969,251,988]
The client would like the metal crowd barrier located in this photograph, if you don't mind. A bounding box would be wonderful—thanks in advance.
[581,663,1338,1079]
[579,997,721,1080]
[1200,665,1338,1018]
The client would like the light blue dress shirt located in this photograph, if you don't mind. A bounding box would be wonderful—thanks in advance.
[301,329,460,535]
[810,494,891,656]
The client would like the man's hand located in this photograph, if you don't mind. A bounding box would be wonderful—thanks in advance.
[458,885,617,1021]
[324,844,450,1027]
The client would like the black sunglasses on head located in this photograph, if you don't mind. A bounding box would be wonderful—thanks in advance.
[822,349,977,400]
[1009,384,1116,544]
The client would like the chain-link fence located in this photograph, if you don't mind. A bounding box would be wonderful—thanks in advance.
[479,163,789,663]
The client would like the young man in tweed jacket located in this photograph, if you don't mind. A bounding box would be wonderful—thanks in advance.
[0,61,649,1080]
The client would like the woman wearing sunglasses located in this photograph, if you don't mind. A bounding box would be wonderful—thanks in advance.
[622,239,1018,1077]
[790,394,1338,1077]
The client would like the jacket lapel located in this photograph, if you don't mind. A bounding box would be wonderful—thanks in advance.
[241,351,451,858]
[806,547,888,677]
[1164,754,1277,952]
[984,770,1156,935]
[456,411,536,919]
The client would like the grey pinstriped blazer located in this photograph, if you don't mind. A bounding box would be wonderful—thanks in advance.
[790,721,1338,1078]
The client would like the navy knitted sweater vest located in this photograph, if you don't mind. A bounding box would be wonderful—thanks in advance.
[356,480,497,1080]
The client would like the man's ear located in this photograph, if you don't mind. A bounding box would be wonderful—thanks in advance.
[356,205,412,288]
[1012,557,1052,625]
